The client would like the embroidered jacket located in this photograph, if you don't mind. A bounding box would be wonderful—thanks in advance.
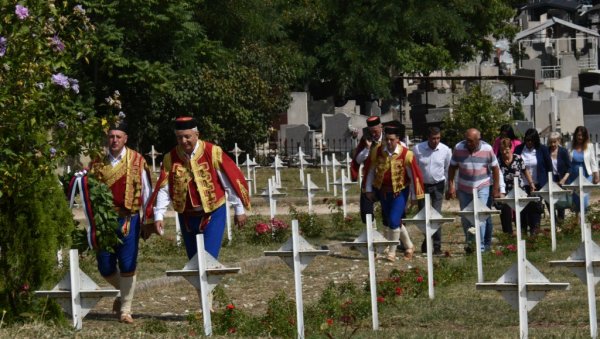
[147,141,250,217]
[367,143,425,199]
[90,147,150,213]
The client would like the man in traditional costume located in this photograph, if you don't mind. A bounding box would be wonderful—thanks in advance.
[89,121,152,324]
[364,121,424,261]
[145,116,250,260]
[350,116,385,224]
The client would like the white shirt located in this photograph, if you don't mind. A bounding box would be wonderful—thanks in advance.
[413,141,451,185]
[108,147,152,212]
[521,147,538,184]
[364,144,417,199]
[153,142,245,221]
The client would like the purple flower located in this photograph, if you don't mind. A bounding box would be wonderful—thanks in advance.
[69,78,79,94]
[15,5,29,20]
[51,73,70,89]
[49,147,57,157]
[73,5,86,15]
[57,121,67,128]
[0,36,6,57]
[50,35,65,52]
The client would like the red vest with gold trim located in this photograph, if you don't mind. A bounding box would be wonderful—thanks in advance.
[90,148,148,213]
[369,144,425,198]
[160,141,251,213]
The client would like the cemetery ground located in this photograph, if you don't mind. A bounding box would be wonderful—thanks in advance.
[2,167,600,338]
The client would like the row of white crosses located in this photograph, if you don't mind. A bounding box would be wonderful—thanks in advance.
[472,172,600,339]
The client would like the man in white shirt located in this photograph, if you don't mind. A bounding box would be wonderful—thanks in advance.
[413,127,451,255]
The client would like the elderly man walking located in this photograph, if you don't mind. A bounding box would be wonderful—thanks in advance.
[413,127,451,255]
[446,128,501,253]
[89,120,152,324]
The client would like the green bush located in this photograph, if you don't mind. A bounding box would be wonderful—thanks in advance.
[289,206,324,238]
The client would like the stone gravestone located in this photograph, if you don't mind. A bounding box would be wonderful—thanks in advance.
[323,113,353,153]
[522,59,542,81]
[579,72,600,91]
[514,120,534,136]
[558,98,584,133]
[426,108,450,123]
[584,116,600,142]
[308,96,334,130]
[514,69,536,95]
[560,55,579,90]
[535,96,553,130]
[364,101,381,116]
[423,91,453,108]
[287,92,309,125]
[583,85,600,100]
[335,100,359,116]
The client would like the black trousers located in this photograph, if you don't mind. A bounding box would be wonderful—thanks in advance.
[417,181,445,252]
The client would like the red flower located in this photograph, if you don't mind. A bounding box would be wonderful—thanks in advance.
[226,303,235,310]
[593,224,600,231]
[228,327,236,334]
[255,222,270,235]
[395,287,403,296]
[377,296,385,303]
[495,250,503,256]
[506,244,517,252]
[416,276,424,283]
[21,283,30,292]
[336,199,343,206]
[326,318,334,325]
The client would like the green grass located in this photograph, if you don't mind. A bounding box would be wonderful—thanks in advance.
[5,168,600,337]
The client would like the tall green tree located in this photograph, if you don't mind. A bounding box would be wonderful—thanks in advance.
[442,85,512,146]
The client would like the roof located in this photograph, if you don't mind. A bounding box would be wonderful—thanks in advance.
[518,0,580,13]
[515,16,600,40]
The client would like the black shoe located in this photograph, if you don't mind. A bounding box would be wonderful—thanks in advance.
[464,246,473,255]
[433,249,443,256]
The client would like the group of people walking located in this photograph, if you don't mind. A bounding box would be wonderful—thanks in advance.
[352,119,600,259]
[86,113,598,323]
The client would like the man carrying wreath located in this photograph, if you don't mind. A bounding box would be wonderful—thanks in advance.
[88,120,152,324]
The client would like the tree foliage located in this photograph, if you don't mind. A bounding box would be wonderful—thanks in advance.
[442,85,513,146]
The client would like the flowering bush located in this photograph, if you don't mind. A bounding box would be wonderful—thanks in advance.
[289,206,324,238]
[325,198,359,232]
[0,2,107,321]
[249,218,290,245]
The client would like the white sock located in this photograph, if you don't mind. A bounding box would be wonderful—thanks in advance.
[120,275,136,315]
[389,228,401,254]
[399,225,413,250]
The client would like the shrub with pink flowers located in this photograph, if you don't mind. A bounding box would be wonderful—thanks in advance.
[249,218,290,245]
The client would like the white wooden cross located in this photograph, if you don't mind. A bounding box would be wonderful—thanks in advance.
[146,145,162,173]
[563,167,600,241]
[457,188,500,283]
[264,220,329,339]
[270,155,286,187]
[297,147,310,185]
[319,138,325,173]
[166,234,241,337]
[323,155,331,192]
[332,172,356,217]
[403,194,454,299]
[495,178,541,243]
[35,249,120,330]
[330,153,342,197]
[530,172,571,251]
[259,178,287,219]
[341,214,398,330]
[477,240,569,339]
[240,154,256,196]
[550,222,600,339]
[297,174,320,213]
[229,143,243,167]
[343,152,352,179]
